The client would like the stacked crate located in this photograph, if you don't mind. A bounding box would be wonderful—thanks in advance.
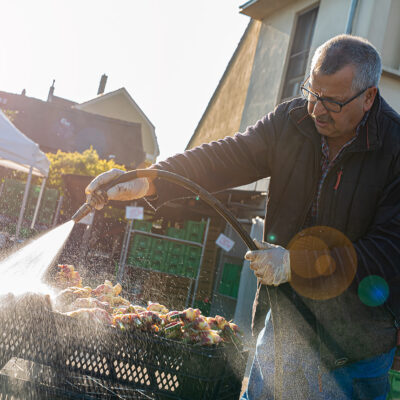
[184,221,205,278]
[127,219,206,278]
[0,179,25,218]
[163,226,184,275]
[182,220,205,278]
[0,178,59,226]
[127,220,153,268]
[149,238,169,272]
[184,245,202,278]
[184,220,206,243]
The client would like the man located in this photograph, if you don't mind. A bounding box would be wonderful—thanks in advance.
[86,35,400,399]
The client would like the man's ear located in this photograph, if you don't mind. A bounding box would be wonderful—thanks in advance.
[363,87,377,112]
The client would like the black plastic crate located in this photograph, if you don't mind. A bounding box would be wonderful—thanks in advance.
[0,358,157,399]
[53,314,247,399]
[0,295,247,400]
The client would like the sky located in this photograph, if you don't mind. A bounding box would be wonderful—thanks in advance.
[0,1,250,162]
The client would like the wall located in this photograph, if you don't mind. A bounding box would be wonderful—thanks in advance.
[379,73,400,112]
[187,20,261,148]
[350,0,400,112]
[240,0,318,130]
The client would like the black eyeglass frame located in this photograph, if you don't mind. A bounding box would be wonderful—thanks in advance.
[300,76,371,113]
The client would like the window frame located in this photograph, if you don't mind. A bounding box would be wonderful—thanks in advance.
[278,3,320,103]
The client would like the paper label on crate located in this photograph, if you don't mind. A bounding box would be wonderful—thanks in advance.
[125,206,144,220]
[216,233,235,252]
[77,211,94,225]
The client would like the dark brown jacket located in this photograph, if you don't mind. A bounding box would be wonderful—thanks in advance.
[153,93,400,366]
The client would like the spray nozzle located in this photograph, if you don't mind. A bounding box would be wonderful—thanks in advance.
[71,189,109,223]
[71,202,94,223]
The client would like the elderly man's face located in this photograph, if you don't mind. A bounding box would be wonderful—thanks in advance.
[307,64,376,142]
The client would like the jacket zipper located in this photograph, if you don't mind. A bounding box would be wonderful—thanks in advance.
[334,167,344,191]
[318,151,349,225]
[296,141,321,231]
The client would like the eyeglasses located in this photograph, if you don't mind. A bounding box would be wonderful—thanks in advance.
[300,76,370,113]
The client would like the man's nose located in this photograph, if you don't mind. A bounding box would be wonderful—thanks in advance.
[312,100,328,116]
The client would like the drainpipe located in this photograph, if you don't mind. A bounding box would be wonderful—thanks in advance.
[345,0,359,34]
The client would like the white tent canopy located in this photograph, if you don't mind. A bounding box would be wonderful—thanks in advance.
[0,110,50,177]
[0,110,51,238]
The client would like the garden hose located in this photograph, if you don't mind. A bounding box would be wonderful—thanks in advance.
[72,168,258,251]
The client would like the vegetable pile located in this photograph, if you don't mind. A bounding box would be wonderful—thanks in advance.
[54,265,243,347]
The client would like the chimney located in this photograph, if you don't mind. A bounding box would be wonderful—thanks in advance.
[97,74,108,95]
[47,79,55,102]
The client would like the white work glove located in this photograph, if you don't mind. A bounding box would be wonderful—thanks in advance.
[85,168,150,210]
[245,239,291,286]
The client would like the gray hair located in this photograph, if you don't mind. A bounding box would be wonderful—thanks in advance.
[310,34,382,91]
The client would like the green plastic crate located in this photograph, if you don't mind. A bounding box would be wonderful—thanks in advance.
[130,234,152,252]
[149,238,169,271]
[168,242,187,256]
[150,251,167,272]
[193,300,211,316]
[128,234,152,268]
[165,253,185,276]
[184,266,199,279]
[183,246,201,278]
[184,220,206,243]
[127,249,151,269]
[151,238,169,253]
[133,219,153,232]
[0,179,25,218]
[166,227,186,239]
[0,179,59,226]
[185,245,202,259]
[388,368,400,399]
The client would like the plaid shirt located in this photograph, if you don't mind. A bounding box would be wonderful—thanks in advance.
[304,112,370,228]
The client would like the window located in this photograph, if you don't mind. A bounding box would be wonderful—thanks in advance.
[280,6,319,101]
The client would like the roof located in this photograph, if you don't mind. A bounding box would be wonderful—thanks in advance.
[49,95,78,108]
[239,0,298,20]
[76,88,155,129]
[75,88,159,159]
[0,90,145,169]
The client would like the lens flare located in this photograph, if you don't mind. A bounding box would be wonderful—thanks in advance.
[315,254,336,276]
[287,226,357,300]
[358,275,389,307]
[289,235,328,279]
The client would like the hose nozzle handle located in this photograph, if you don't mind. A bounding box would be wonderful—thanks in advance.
[71,172,138,223]
[71,202,94,223]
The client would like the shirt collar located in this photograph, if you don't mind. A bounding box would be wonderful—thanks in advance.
[321,110,370,155]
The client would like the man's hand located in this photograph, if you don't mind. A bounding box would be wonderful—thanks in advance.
[85,168,150,210]
[245,239,291,286]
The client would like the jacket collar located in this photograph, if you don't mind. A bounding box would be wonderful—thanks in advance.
[288,93,382,153]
